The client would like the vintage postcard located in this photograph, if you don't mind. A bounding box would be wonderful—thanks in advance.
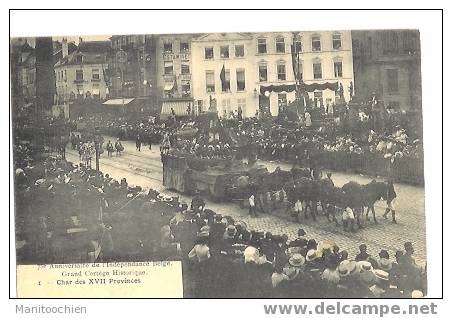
[11,28,426,298]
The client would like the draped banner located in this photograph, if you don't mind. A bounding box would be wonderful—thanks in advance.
[260,82,339,95]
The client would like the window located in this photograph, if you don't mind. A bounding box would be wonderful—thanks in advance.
[402,31,417,54]
[278,93,287,109]
[236,69,245,91]
[180,42,189,52]
[76,84,84,95]
[205,47,214,59]
[76,70,84,81]
[295,38,303,53]
[334,61,343,78]
[258,38,267,54]
[235,45,244,57]
[277,63,286,81]
[75,55,83,64]
[237,98,246,115]
[382,32,399,55]
[313,62,322,79]
[276,36,285,53]
[92,69,100,80]
[64,70,67,81]
[259,64,268,82]
[92,83,100,97]
[206,71,215,93]
[367,37,373,58]
[314,91,323,107]
[181,61,190,74]
[387,69,399,93]
[164,61,173,75]
[222,69,231,92]
[220,46,229,58]
[332,34,342,50]
[312,36,321,52]
[163,42,173,53]
[221,99,231,114]
[181,80,191,97]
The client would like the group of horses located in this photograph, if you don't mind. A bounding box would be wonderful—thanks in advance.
[237,167,395,231]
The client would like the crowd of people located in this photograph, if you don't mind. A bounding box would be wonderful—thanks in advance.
[71,112,422,164]
[14,141,426,298]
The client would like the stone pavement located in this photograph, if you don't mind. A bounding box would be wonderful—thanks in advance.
[66,138,426,265]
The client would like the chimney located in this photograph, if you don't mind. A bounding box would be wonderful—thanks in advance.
[62,38,68,58]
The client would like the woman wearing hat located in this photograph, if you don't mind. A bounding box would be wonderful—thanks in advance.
[357,261,376,286]
[372,268,403,298]
[335,260,367,297]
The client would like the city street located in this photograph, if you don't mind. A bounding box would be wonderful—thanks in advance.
[66,138,426,265]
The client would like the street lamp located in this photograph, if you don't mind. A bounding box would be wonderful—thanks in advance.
[94,127,102,171]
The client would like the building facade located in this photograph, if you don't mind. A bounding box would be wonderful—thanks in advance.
[54,39,110,104]
[108,35,158,111]
[351,30,421,111]
[16,41,36,107]
[155,34,201,116]
[191,33,256,117]
[13,37,57,115]
[191,31,354,118]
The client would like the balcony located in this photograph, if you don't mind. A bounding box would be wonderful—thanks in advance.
[73,78,85,84]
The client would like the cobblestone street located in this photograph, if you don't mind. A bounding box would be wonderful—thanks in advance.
[66,138,426,265]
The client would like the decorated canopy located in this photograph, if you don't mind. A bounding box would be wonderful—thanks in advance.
[260,82,339,95]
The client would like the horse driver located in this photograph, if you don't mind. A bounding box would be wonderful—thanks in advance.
[383,179,397,223]
[342,206,355,232]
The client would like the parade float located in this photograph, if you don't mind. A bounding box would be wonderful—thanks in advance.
[161,111,269,201]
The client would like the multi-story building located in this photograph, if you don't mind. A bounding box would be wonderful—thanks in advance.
[253,31,354,116]
[191,31,354,118]
[10,37,56,119]
[155,33,201,117]
[16,40,36,107]
[351,30,422,111]
[191,32,256,117]
[54,39,110,104]
[108,35,157,111]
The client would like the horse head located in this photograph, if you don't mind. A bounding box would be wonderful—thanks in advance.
[365,180,389,201]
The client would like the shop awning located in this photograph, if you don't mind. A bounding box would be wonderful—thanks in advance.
[102,98,135,106]
[161,99,192,116]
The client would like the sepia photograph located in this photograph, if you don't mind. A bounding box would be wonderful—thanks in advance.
[11,22,429,298]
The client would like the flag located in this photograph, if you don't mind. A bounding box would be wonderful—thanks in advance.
[290,44,298,81]
[220,64,226,89]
